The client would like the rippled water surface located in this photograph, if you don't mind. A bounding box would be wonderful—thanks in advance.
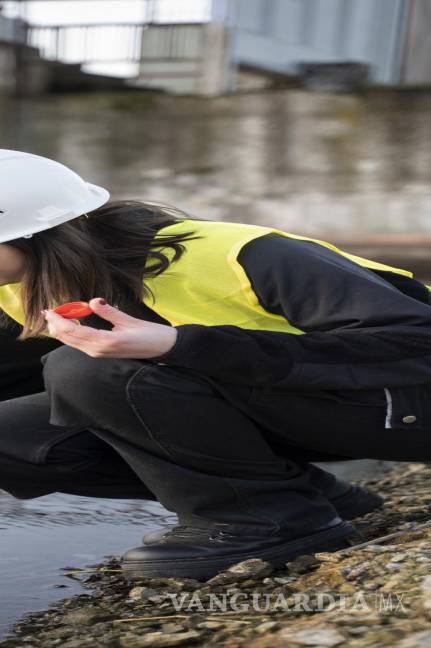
[1,89,431,237]
[0,491,175,637]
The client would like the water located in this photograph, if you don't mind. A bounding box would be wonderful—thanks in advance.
[0,491,175,638]
[1,89,431,237]
[0,87,428,634]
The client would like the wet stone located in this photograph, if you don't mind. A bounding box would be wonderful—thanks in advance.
[255,621,280,635]
[345,625,370,635]
[273,576,297,585]
[207,559,273,585]
[389,552,408,562]
[60,605,110,626]
[160,623,186,633]
[286,554,320,576]
[119,630,201,647]
[196,621,225,630]
[396,630,431,647]
[276,626,346,646]
[421,575,431,593]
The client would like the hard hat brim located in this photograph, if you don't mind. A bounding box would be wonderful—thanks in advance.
[0,183,110,243]
[84,183,111,214]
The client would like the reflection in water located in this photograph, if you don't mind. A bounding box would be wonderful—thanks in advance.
[1,90,431,235]
[0,490,175,638]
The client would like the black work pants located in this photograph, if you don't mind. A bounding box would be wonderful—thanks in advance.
[2,339,431,536]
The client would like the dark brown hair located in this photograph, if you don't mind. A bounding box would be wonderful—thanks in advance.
[2,199,205,340]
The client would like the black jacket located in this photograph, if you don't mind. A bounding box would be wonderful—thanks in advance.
[153,233,431,431]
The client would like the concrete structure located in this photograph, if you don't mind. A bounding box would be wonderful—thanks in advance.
[0,15,25,94]
[400,0,431,84]
[0,13,134,96]
[5,14,233,97]
[213,0,431,88]
[5,0,431,96]
[133,22,232,96]
[0,14,26,45]
[0,43,16,93]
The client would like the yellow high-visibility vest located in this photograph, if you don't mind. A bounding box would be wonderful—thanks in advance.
[0,218,427,335]
[142,219,424,333]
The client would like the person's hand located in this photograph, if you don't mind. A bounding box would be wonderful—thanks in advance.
[42,298,178,359]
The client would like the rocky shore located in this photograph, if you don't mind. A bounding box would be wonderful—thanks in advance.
[2,462,431,648]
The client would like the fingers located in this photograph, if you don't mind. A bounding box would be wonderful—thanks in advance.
[43,310,114,355]
[88,298,137,326]
[43,310,96,339]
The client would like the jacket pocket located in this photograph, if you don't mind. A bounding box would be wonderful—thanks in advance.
[248,385,387,407]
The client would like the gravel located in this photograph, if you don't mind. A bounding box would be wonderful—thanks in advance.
[2,462,431,648]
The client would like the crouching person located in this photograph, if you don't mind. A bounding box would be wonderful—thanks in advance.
[4,150,431,580]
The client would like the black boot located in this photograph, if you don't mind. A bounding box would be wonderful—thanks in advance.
[298,464,384,520]
[331,483,383,519]
[142,482,383,546]
[123,517,359,581]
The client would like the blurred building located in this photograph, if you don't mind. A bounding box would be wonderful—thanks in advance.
[215,0,431,88]
[1,0,431,96]
[131,0,431,93]
[0,13,25,93]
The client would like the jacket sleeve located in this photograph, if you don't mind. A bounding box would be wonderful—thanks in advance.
[151,234,431,390]
[0,311,63,399]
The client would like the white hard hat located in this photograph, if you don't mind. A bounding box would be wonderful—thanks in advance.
[0,149,110,243]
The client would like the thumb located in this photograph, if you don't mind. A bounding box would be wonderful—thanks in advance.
[89,298,137,326]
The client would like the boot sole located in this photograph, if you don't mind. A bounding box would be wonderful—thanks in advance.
[123,521,358,581]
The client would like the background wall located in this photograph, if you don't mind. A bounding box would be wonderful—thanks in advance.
[229,0,406,84]
[400,0,431,84]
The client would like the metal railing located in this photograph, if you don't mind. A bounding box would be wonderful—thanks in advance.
[26,21,206,64]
